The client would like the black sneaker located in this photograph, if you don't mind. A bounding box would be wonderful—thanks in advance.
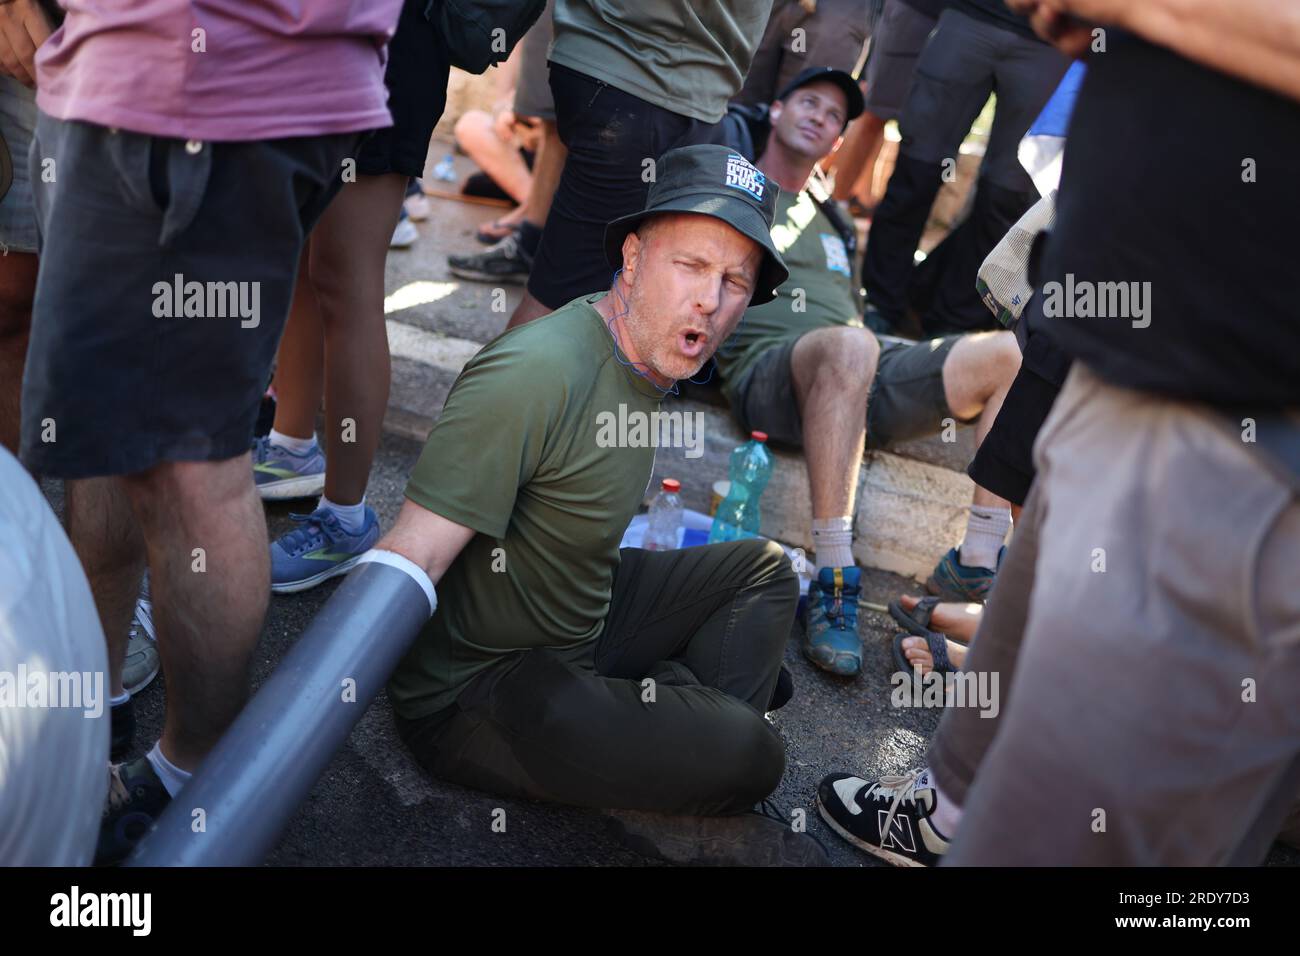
[95,756,172,866]
[110,698,136,762]
[606,804,828,867]
[816,768,950,867]
[447,231,532,284]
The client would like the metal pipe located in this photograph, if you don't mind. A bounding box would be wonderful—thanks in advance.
[127,551,435,866]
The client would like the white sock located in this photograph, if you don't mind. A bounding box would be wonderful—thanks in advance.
[109,691,130,708]
[269,428,317,455]
[812,516,854,572]
[929,778,964,843]
[145,742,192,799]
[318,494,366,535]
[959,505,1012,570]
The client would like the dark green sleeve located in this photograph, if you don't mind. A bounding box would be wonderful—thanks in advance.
[404,345,558,538]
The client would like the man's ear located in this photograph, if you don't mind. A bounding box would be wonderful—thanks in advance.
[621,230,644,286]
[769,100,783,124]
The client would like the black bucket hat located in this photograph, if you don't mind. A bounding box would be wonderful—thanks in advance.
[776,66,865,128]
[603,144,789,305]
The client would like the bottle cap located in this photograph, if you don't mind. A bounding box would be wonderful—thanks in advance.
[751,431,768,443]
[661,478,681,492]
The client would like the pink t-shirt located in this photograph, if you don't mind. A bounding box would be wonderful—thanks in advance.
[35,0,404,141]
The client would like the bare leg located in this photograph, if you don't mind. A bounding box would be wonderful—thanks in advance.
[504,122,569,330]
[310,173,407,505]
[268,246,323,440]
[941,331,1021,510]
[453,110,533,205]
[899,594,983,642]
[522,120,565,228]
[124,455,270,770]
[830,111,887,204]
[789,326,879,518]
[0,251,37,454]
[66,476,145,699]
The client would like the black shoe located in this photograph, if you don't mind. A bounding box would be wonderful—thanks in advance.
[110,698,135,762]
[817,768,950,867]
[95,756,172,866]
[605,804,828,867]
[448,231,532,284]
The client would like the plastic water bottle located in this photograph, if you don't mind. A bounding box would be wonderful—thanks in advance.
[708,431,772,543]
[644,479,684,551]
[431,153,457,182]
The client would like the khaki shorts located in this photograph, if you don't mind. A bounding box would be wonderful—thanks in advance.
[732,332,965,450]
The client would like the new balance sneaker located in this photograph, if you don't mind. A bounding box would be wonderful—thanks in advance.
[95,756,172,866]
[269,505,380,593]
[817,768,951,867]
[447,230,532,284]
[802,566,864,676]
[252,434,326,501]
[926,546,1005,603]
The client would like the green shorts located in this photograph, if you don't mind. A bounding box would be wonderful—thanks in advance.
[732,333,967,450]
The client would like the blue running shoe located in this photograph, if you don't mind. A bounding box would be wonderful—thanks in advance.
[269,506,380,593]
[803,566,864,676]
[925,546,1005,603]
[252,435,326,501]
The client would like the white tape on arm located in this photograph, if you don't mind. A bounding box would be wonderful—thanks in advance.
[356,549,438,618]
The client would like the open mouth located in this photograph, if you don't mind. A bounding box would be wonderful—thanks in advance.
[679,329,707,358]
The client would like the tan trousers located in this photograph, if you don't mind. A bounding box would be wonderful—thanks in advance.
[930,366,1300,865]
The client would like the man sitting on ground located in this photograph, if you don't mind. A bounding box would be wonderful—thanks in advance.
[714,67,1023,677]
[374,145,824,866]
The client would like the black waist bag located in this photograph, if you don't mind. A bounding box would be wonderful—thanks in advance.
[426,0,548,74]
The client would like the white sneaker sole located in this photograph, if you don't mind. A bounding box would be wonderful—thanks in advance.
[271,554,365,594]
[816,796,929,868]
[257,474,326,501]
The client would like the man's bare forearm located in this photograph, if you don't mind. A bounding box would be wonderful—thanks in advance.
[1120,0,1300,101]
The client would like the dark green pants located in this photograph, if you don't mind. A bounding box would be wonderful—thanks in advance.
[395,538,799,816]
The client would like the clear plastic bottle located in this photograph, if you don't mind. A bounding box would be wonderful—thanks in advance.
[644,479,684,551]
[708,431,773,543]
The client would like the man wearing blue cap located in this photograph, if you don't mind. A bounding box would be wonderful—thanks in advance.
[372,144,826,865]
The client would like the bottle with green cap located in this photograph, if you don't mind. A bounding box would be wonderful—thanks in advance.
[708,431,772,543]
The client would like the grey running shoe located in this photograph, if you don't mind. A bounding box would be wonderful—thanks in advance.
[448,231,532,284]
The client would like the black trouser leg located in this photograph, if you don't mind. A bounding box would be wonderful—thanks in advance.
[396,539,799,815]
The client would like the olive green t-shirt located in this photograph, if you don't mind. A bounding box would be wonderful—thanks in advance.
[716,188,863,404]
[549,0,773,123]
[388,295,664,719]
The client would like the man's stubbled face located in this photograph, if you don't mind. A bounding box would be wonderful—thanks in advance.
[618,213,763,387]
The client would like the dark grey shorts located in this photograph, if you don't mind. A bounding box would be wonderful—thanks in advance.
[20,115,358,479]
[732,332,963,450]
[861,0,938,120]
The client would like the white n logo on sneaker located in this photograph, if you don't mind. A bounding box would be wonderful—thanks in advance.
[878,811,917,853]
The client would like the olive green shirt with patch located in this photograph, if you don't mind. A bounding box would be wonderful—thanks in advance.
[388,295,664,719]
[549,0,773,123]
[716,188,863,404]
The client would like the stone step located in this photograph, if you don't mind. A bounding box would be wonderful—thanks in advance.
[380,319,974,582]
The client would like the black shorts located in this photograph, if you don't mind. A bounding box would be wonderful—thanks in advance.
[966,363,1060,506]
[19,115,357,479]
[528,63,724,309]
[356,0,449,178]
[732,332,968,450]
